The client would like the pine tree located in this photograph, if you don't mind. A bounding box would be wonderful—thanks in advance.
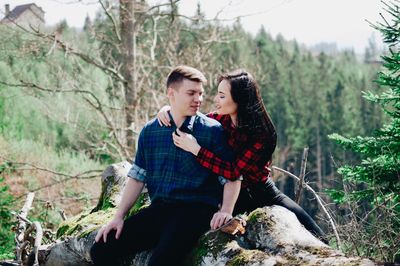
[83,14,92,32]
[329,1,400,262]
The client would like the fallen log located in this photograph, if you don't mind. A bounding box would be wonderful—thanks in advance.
[32,162,375,266]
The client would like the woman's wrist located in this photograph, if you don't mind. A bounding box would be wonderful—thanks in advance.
[191,144,201,156]
[219,207,233,215]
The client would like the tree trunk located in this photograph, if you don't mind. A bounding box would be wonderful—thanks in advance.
[120,0,136,157]
[316,123,322,191]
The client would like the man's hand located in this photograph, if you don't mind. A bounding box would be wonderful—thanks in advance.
[210,211,233,230]
[94,178,145,243]
[95,216,124,243]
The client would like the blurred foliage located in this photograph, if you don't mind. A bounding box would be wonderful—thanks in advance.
[329,1,400,262]
[0,177,15,259]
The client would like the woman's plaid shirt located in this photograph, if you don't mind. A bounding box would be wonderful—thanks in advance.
[196,112,272,188]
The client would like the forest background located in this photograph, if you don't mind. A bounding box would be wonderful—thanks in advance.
[0,0,398,264]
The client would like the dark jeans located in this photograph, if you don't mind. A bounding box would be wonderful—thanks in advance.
[233,179,326,242]
[90,201,217,266]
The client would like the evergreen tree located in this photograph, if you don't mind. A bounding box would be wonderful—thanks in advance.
[83,14,92,32]
[329,1,400,262]
[364,33,380,63]
[0,177,14,259]
[56,19,69,34]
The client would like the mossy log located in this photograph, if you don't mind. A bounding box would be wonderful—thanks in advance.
[34,162,376,266]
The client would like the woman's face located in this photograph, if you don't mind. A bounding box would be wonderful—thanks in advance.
[214,79,238,116]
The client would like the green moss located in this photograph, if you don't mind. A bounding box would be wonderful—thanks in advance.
[55,173,151,241]
[100,198,115,210]
[227,249,271,266]
[56,224,70,238]
[303,246,332,257]
[207,232,233,259]
[247,208,267,223]
[128,193,150,216]
[79,227,96,238]
[56,177,150,240]
[187,242,208,266]
[226,250,252,266]
[187,231,233,265]
[92,175,120,212]
[279,254,300,266]
[56,208,116,239]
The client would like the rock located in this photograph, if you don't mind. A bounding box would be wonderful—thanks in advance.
[33,162,376,266]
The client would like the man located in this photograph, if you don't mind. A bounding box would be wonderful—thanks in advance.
[90,66,241,266]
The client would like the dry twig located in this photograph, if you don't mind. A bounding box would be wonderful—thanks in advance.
[15,192,35,264]
[271,166,342,249]
[295,147,308,203]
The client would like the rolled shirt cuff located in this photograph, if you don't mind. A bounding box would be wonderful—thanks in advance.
[127,163,147,182]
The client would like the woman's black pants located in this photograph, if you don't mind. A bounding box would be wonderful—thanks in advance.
[90,201,217,266]
[233,179,326,242]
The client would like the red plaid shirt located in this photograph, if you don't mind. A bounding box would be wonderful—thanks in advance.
[196,112,272,188]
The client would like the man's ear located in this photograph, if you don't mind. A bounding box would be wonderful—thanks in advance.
[167,87,174,97]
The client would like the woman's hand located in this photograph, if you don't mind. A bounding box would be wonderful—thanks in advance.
[210,211,233,230]
[156,105,172,127]
[172,128,201,156]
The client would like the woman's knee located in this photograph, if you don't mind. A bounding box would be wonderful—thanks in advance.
[274,193,303,213]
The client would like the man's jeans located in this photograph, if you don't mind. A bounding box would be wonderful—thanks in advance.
[90,201,217,266]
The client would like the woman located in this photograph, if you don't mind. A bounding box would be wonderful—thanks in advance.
[157,69,326,242]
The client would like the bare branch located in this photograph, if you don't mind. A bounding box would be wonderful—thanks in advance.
[98,0,121,42]
[271,166,341,249]
[82,94,129,159]
[0,80,130,159]
[32,221,43,266]
[0,17,125,82]
[15,192,35,264]
[0,156,103,197]
[146,0,181,13]
[150,16,159,61]
[295,147,308,203]
[59,210,68,221]
[39,31,124,82]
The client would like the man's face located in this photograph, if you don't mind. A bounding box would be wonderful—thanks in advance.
[168,79,204,116]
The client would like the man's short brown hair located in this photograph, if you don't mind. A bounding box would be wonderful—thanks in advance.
[166,65,207,89]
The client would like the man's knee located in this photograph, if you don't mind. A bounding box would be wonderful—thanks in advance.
[90,235,123,265]
[90,241,108,265]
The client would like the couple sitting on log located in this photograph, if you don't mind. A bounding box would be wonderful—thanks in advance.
[90,65,326,266]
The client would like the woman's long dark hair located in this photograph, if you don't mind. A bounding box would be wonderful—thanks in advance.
[217,69,277,160]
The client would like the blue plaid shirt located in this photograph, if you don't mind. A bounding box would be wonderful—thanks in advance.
[127,112,234,207]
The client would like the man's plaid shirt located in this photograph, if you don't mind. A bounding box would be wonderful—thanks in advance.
[128,112,235,207]
[196,112,272,188]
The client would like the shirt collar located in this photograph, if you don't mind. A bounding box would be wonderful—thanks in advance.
[225,115,236,131]
[168,111,196,133]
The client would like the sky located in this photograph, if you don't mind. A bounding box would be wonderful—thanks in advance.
[0,0,385,53]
